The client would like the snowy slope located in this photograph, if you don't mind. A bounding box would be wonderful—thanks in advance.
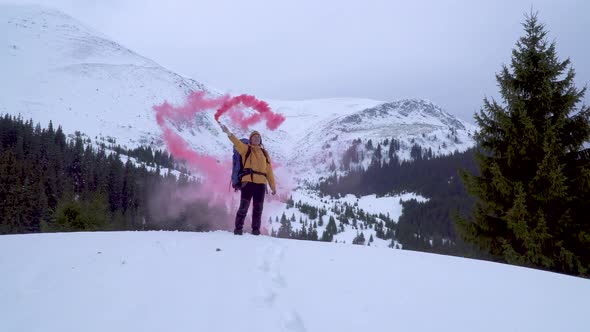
[1,231,589,332]
[0,4,221,152]
[264,189,428,248]
[274,98,477,180]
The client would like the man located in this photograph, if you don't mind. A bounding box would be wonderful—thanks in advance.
[219,122,276,235]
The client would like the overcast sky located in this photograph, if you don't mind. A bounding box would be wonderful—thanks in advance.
[7,0,590,122]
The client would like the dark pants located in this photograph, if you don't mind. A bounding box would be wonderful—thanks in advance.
[235,182,266,231]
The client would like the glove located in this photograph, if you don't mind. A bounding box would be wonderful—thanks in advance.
[218,121,230,135]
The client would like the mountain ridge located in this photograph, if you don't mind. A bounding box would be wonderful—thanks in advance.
[1,3,479,190]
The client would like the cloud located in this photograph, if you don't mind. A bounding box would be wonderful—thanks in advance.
[4,0,590,122]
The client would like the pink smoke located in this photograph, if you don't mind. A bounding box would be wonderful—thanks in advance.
[155,92,223,125]
[215,94,286,130]
[152,91,287,232]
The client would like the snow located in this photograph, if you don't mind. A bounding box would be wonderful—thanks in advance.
[285,188,427,222]
[0,4,214,157]
[338,192,428,219]
[1,231,588,332]
[3,8,588,330]
[118,153,186,179]
[261,189,428,248]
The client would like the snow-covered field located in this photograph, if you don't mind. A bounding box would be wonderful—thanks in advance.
[263,189,428,247]
[295,190,428,219]
[1,231,588,332]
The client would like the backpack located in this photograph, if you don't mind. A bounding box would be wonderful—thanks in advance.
[231,138,270,190]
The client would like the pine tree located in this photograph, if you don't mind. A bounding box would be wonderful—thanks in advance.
[329,160,337,172]
[320,229,333,242]
[458,13,590,276]
[278,214,293,238]
[69,137,84,193]
[353,232,366,245]
[0,116,219,235]
[286,195,294,208]
[300,225,308,240]
[106,155,124,212]
[0,150,20,234]
[51,194,109,232]
[326,216,338,235]
[375,143,382,161]
[308,226,319,241]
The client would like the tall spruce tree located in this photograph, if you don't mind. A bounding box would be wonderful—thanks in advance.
[458,13,590,276]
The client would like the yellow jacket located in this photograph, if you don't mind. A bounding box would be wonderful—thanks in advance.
[229,133,276,192]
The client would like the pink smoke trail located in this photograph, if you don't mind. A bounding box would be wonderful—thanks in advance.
[153,91,286,232]
[154,91,285,175]
[155,91,230,126]
[214,94,286,130]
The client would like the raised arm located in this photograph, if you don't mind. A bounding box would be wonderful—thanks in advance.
[219,122,247,156]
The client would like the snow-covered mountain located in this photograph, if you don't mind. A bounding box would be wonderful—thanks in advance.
[2,231,589,332]
[0,4,220,151]
[282,98,476,180]
[1,4,476,181]
[2,4,479,244]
